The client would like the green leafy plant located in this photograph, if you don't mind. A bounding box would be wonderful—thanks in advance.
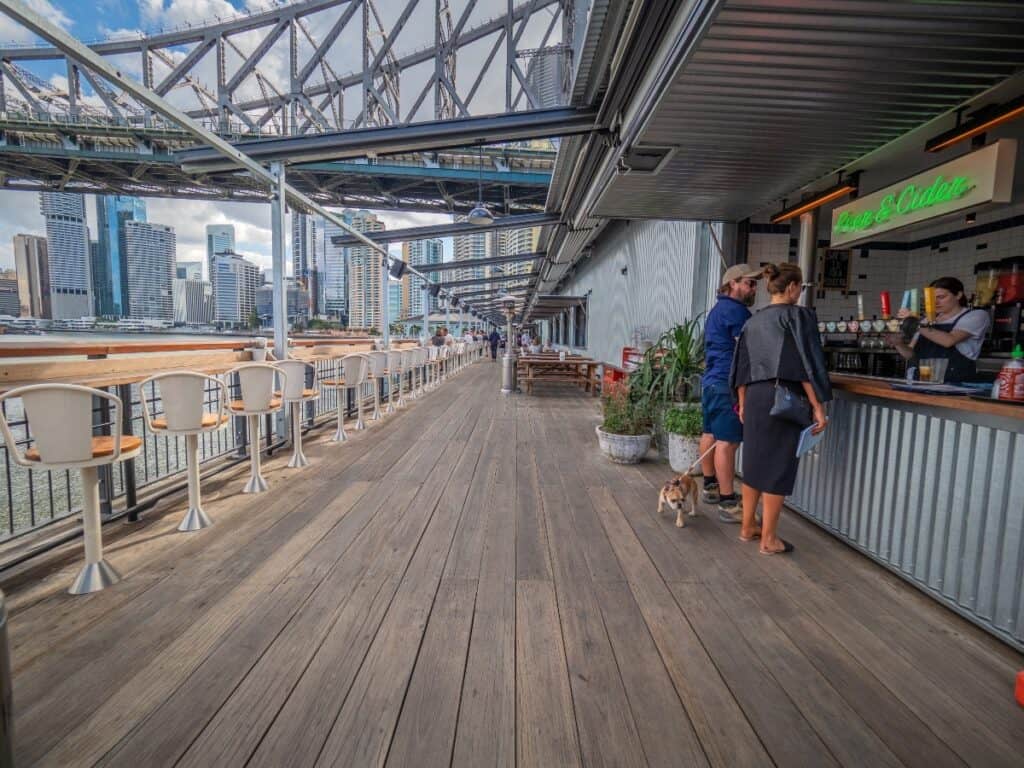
[663,406,703,438]
[601,380,653,436]
[630,317,705,409]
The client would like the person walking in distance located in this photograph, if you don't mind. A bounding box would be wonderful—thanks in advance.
[488,328,500,360]
[699,264,762,522]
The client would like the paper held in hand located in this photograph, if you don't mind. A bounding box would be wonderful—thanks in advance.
[796,424,825,458]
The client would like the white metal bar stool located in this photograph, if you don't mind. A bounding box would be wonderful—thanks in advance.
[385,349,403,414]
[411,347,427,398]
[365,351,388,420]
[226,363,284,493]
[275,360,319,468]
[0,384,142,594]
[427,346,440,390]
[140,372,229,532]
[323,353,369,441]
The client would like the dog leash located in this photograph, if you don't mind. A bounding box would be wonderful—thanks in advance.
[684,443,721,474]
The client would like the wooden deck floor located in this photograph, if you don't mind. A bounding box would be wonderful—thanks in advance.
[4,361,1024,767]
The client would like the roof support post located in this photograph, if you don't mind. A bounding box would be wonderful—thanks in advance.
[270,160,289,361]
[797,209,817,309]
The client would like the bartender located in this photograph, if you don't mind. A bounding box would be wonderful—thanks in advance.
[888,276,990,381]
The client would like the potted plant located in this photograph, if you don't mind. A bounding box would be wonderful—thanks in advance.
[596,380,654,464]
[664,405,703,473]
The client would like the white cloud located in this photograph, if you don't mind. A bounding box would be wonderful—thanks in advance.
[0,0,71,43]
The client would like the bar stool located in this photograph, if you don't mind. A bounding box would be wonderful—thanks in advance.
[140,372,229,532]
[275,360,319,469]
[323,353,369,440]
[226,363,284,493]
[385,349,403,414]
[0,384,142,594]
[365,351,388,420]
[427,346,441,390]
[410,347,427,398]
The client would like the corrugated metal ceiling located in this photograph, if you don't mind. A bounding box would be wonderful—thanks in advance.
[594,0,1024,221]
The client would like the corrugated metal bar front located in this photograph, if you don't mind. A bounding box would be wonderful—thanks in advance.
[785,391,1024,652]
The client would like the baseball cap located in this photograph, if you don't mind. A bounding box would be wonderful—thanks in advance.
[720,264,763,287]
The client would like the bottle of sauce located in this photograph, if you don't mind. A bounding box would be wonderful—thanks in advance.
[837,317,848,333]
[996,344,1024,401]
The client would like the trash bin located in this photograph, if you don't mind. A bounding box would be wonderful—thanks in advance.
[0,590,11,768]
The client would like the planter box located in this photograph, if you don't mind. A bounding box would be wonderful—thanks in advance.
[668,433,701,473]
[596,426,652,465]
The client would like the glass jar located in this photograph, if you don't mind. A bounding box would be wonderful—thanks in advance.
[974,260,1001,306]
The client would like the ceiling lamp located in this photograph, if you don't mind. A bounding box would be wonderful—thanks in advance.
[468,143,494,226]
[770,179,858,224]
[926,97,1024,153]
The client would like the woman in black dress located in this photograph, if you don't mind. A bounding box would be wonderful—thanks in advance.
[729,263,831,555]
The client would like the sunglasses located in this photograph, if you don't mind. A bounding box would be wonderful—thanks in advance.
[741,279,758,288]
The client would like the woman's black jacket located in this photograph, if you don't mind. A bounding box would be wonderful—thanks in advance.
[728,303,833,404]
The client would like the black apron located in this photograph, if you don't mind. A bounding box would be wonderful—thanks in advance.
[913,310,977,382]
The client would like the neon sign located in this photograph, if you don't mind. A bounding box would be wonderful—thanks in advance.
[829,139,1016,248]
[834,175,973,235]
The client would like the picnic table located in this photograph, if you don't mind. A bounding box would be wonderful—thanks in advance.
[517,354,600,396]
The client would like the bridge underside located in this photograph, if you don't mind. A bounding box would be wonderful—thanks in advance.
[0,129,551,212]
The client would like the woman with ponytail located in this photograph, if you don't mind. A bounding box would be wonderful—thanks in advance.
[729,262,831,555]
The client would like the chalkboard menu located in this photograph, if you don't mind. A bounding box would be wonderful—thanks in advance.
[820,248,851,291]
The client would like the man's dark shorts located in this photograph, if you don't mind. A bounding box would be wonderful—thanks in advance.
[701,380,742,443]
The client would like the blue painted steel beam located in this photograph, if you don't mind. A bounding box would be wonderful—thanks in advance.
[294,160,550,186]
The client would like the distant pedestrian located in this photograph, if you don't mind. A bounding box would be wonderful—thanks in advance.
[488,328,500,360]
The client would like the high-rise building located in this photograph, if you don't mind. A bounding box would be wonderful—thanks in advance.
[93,195,146,317]
[0,273,19,317]
[124,221,175,321]
[256,279,311,325]
[292,213,324,315]
[205,224,235,286]
[496,227,539,279]
[13,234,51,318]
[387,281,403,323]
[176,261,203,280]
[211,251,259,325]
[403,238,443,318]
[344,210,385,330]
[322,215,349,321]
[40,192,92,319]
[525,50,566,109]
[173,278,213,325]
[452,215,490,286]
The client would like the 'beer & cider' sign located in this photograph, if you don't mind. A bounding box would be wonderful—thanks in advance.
[830,139,1017,248]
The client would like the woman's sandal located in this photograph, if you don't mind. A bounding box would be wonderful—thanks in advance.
[759,539,795,555]
[738,532,761,542]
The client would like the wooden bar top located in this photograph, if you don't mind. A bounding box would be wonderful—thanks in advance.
[830,374,1024,421]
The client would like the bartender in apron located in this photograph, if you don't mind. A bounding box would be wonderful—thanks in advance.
[889,277,990,382]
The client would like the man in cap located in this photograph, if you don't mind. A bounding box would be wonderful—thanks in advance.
[699,264,762,522]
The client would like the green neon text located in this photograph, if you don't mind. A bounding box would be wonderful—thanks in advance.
[834,175,973,236]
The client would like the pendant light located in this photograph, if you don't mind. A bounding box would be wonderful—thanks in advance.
[468,143,494,226]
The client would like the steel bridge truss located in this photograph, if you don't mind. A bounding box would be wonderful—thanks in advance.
[0,0,571,136]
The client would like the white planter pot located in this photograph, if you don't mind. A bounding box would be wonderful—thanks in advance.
[596,426,652,465]
[668,433,701,473]
[249,347,267,361]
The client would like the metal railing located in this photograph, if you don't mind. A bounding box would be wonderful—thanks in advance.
[0,355,368,544]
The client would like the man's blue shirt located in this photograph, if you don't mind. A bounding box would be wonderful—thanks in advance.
[702,295,751,386]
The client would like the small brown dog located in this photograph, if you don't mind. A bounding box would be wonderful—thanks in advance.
[657,474,699,528]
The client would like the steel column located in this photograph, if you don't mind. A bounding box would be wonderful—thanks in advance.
[381,257,390,348]
[797,209,818,309]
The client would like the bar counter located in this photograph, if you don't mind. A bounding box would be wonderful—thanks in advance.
[785,373,1024,651]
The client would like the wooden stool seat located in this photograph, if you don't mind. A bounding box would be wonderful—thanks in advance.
[274,389,318,399]
[151,413,230,430]
[321,378,346,387]
[229,398,281,412]
[26,434,142,462]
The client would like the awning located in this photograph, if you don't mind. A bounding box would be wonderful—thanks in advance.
[525,295,587,320]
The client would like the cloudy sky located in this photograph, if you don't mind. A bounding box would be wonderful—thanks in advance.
[0,0,559,273]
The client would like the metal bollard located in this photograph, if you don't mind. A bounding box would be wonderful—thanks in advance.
[0,590,13,768]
